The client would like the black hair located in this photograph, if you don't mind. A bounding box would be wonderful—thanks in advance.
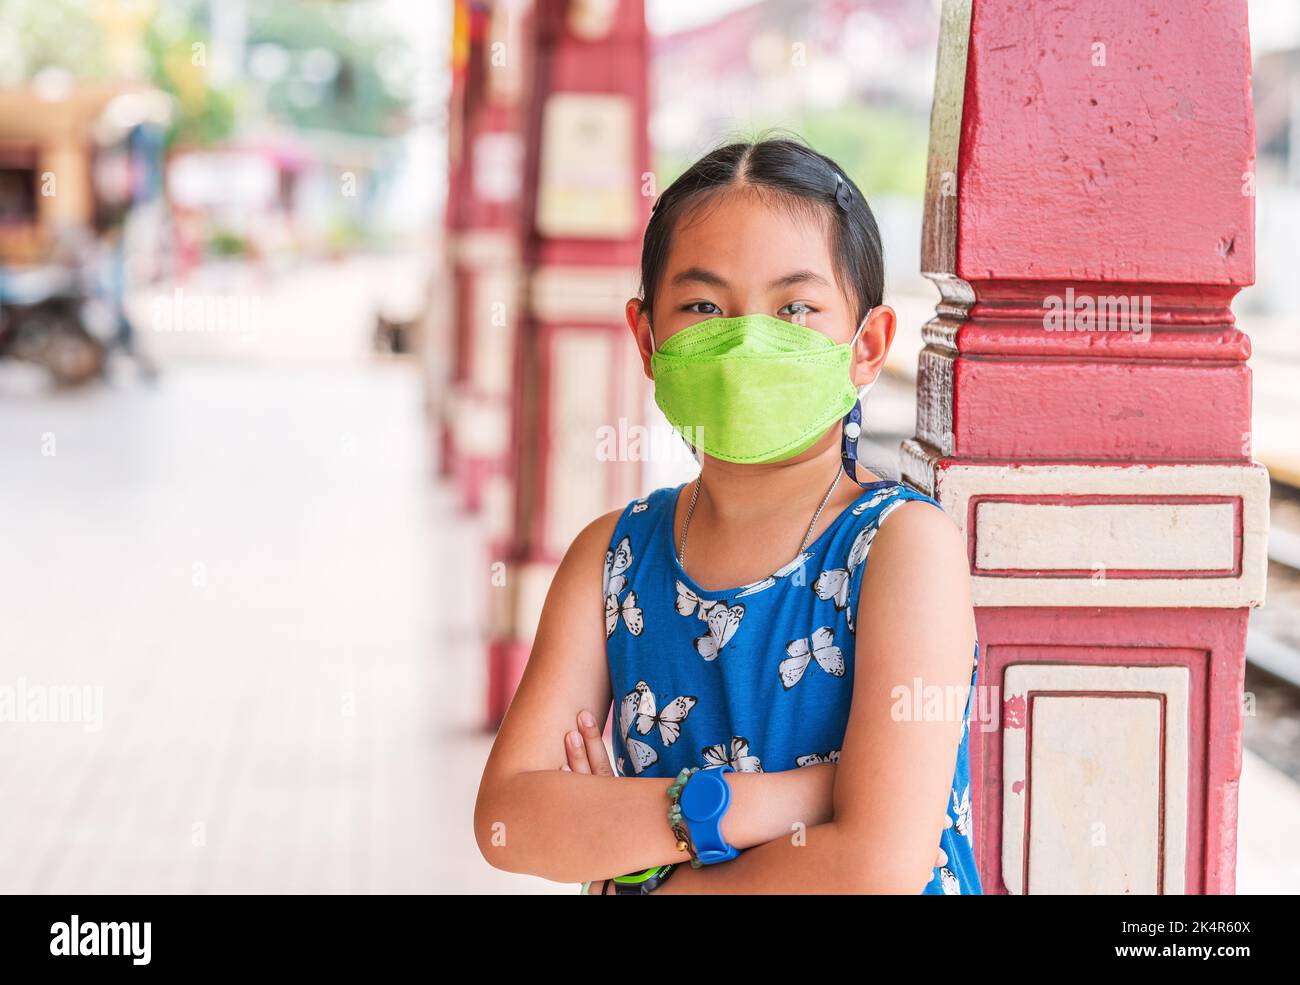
[638,134,885,327]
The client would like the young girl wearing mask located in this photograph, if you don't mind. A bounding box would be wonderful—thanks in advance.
[475,137,981,895]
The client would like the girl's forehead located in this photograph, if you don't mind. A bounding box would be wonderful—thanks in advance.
[664,190,836,281]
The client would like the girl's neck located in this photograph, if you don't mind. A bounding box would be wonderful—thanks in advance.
[688,439,881,535]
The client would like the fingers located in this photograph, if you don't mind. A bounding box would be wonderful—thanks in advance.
[565,725,592,774]
[563,709,614,776]
[576,709,615,776]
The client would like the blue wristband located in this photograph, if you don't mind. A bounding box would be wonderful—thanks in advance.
[679,764,741,864]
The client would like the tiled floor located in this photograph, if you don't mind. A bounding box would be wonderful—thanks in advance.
[0,356,567,893]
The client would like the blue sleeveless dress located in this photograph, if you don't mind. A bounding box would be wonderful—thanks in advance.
[602,478,982,895]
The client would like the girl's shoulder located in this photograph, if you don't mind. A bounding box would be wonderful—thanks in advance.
[837,480,954,584]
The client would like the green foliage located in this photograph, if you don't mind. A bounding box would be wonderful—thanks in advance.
[141,17,236,148]
[0,0,110,82]
[206,228,247,256]
[245,0,410,137]
[655,105,929,201]
[794,106,928,199]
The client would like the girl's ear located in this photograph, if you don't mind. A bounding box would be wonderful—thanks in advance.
[851,305,898,388]
[626,298,654,379]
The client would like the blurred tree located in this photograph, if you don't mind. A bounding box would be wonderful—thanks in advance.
[244,0,411,137]
[143,9,237,148]
[0,0,111,84]
[797,105,928,199]
[0,0,411,145]
[654,105,928,202]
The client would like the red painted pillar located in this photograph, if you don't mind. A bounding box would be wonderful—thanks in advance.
[441,0,528,513]
[484,0,651,727]
[904,0,1266,893]
[436,0,473,480]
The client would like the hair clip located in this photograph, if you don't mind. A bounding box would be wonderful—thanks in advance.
[833,173,852,211]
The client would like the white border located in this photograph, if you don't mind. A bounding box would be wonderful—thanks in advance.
[933,463,1269,607]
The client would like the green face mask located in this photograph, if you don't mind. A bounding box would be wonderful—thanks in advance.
[648,310,873,465]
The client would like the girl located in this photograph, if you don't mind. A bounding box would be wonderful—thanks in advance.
[474,136,981,895]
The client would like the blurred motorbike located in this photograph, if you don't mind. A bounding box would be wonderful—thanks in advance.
[0,263,106,386]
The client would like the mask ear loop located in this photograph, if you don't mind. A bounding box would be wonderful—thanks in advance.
[841,307,879,488]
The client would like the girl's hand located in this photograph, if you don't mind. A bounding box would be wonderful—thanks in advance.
[560,709,615,776]
[564,710,616,895]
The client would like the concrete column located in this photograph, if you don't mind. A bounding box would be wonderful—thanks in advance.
[903,0,1266,894]
[485,0,651,727]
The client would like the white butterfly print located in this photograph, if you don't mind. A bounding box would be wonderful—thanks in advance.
[812,567,851,611]
[778,626,846,690]
[603,534,633,597]
[618,689,658,775]
[846,523,878,570]
[851,486,900,515]
[733,551,813,597]
[605,589,644,639]
[952,784,971,839]
[631,680,697,747]
[631,497,649,513]
[795,749,840,767]
[876,496,908,527]
[674,579,719,620]
[940,866,960,894]
[695,602,744,661]
[811,524,877,626]
[701,736,763,772]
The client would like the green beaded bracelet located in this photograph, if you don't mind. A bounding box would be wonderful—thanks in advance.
[667,766,705,869]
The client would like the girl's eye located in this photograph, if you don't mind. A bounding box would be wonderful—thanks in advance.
[780,301,816,317]
[684,301,720,315]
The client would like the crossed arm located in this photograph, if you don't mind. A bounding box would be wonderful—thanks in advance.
[472,500,975,893]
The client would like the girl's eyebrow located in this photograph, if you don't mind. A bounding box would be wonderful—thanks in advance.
[769,269,832,289]
[670,266,728,288]
[670,267,832,289]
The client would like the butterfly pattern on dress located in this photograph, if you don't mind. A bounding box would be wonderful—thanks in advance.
[851,485,902,516]
[795,749,840,766]
[778,626,846,690]
[701,735,763,772]
[604,534,632,597]
[940,867,960,894]
[952,783,971,839]
[674,580,744,660]
[811,521,878,631]
[614,680,698,776]
[604,535,644,638]
[733,550,814,597]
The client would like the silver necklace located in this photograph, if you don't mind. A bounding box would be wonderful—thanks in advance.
[677,463,845,570]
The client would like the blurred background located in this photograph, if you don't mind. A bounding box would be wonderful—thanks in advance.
[0,0,1297,893]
